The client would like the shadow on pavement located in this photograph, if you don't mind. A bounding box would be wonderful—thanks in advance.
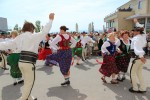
[143,67,150,72]
[47,86,87,100]
[0,69,9,76]
[74,64,91,71]
[2,84,22,100]
[36,65,54,75]
[0,69,5,76]
[84,60,99,67]
[103,79,150,100]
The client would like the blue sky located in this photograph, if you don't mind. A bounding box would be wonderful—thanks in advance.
[0,0,129,32]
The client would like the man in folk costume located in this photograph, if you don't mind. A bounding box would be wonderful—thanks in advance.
[46,26,76,86]
[129,18,147,93]
[0,13,54,100]
[81,32,95,61]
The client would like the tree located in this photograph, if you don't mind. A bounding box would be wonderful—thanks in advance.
[75,23,79,32]
[35,20,41,33]
[88,23,92,33]
[14,24,19,31]
[91,22,94,32]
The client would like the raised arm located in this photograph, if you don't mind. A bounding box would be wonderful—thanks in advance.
[42,13,54,34]
[33,13,55,41]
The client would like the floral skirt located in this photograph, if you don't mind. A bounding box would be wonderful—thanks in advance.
[115,53,131,73]
[99,55,119,77]
[45,49,72,75]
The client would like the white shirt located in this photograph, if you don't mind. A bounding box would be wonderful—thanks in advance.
[131,34,146,58]
[101,40,118,53]
[81,35,95,48]
[0,20,53,53]
[0,38,6,42]
[50,34,76,50]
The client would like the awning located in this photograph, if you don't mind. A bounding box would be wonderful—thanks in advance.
[126,14,150,20]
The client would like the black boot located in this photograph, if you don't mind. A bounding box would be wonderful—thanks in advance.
[13,82,17,86]
[18,80,24,84]
[61,80,70,86]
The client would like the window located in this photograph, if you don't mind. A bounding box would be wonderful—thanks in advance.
[148,18,150,23]
[138,1,142,9]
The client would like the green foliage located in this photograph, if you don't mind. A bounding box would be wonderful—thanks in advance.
[35,20,41,33]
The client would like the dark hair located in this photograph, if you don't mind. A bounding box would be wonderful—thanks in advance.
[82,31,86,34]
[22,22,35,33]
[77,36,80,39]
[60,26,69,31]
[121,31,129,37]
[133,27,144,34]
[47,34,50,37]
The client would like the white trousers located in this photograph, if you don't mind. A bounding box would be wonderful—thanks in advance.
[82,48,87,60]
[130,59,146,91]
[19,62,35,100]
[0,53,7,68]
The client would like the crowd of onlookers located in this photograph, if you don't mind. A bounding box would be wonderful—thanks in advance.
[1,30,150,56]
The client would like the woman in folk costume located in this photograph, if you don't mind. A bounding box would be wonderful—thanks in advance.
[0,33,9,70]
[46,26,76,86]
[7,31,23,85]
[74,35,83,65]
[115,31,131,81]
[0,13,54,100]
[38,34,52,60]
[99,32,119,84]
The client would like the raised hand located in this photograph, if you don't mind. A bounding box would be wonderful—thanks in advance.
[49,13,55,20]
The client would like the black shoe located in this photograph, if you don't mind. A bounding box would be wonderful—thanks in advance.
[76,63,80,65]
[129,87,139,93]
[138,90,147,93]
[13,82,17,86]
[122,77,126,81]
[33,98,37,100]
[18,80,24,84]
[61,81,70,86]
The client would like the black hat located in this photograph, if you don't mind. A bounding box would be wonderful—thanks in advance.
[60,26,69,31]
[132,27,144,34]
[81,31,87,34]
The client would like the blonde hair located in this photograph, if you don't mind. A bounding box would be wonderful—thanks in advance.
[11,30,18,37]
[107,32,115,38]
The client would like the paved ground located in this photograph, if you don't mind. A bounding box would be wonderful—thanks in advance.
[0,56,150,100]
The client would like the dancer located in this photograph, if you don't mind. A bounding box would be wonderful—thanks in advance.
[115,31,131,81]
[0,33,9,70]
[129,19,147,93]
[74,35,83,65]
[7,30,23,85]
[0,13,54,100]
[46,26,76,86]
[99,32,119,84]
[81,32,95,61]
[38,34,52,60]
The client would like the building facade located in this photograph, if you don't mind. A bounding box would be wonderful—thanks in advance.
[0,17,8,33]
[104,0,150,32]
